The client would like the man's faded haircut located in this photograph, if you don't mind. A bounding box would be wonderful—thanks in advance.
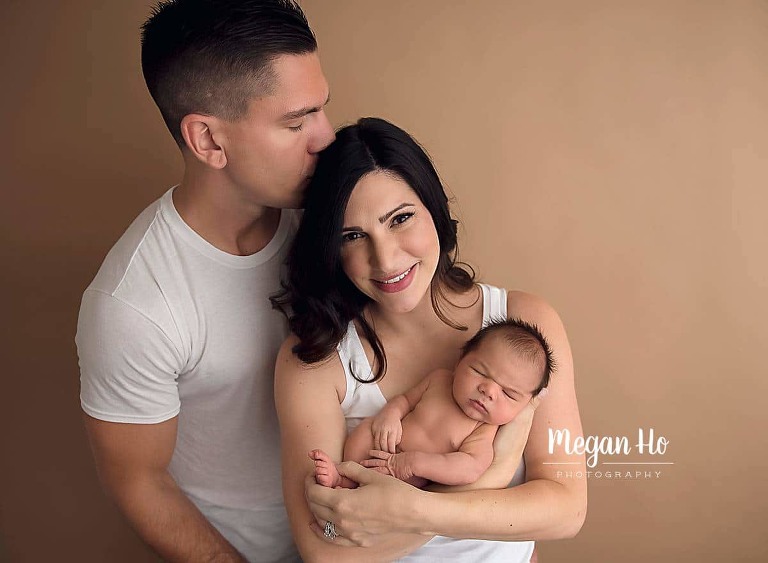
[141,0,317,146]
[462,317,557,395]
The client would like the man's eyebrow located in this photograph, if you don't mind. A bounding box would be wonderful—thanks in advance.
[281,92,331,121]
[378,203,415,224]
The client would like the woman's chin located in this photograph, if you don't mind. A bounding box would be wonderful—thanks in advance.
[375,287,432,315]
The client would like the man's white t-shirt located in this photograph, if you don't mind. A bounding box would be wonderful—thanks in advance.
[77,188,300,562]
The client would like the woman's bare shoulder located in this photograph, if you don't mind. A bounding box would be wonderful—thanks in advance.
[506,290,564,327]
[276,334,346,401]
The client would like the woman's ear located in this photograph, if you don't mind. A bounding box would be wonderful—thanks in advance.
[179,114,227,169]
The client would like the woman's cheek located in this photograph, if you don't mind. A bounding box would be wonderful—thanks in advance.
[414,222,441,267]
[341,252,366,289]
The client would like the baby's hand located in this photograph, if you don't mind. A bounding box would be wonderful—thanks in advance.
[362,450,416,482]
[370,411,403,453]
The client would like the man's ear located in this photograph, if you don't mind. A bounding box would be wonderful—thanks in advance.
[180,114,227,169]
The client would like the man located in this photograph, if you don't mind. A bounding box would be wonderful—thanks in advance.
[77,1,333,560]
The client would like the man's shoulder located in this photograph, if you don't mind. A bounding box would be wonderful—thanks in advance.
[88,197,164,292]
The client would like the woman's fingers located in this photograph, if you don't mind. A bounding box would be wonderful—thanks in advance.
[492,388,549,462]
[527,387,547,412]
[305,463,425,546]
[309,521,356,546]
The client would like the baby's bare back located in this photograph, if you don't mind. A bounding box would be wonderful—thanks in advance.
[398,370,482,454]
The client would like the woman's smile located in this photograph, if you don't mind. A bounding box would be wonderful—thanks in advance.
[340,171,440,312]
[371,263,418,293]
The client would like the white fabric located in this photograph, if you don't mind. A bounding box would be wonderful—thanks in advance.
[77,187,300,562]
[338,321,388,433]
[337,283,534,562]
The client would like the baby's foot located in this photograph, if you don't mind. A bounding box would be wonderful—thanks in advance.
[309,449,341,488]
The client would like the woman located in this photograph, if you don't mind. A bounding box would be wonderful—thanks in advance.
[273,117,586,562]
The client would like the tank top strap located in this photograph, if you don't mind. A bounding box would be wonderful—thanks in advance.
[479,283,508,326]
[337,321,373,395]
[337,321,387,421]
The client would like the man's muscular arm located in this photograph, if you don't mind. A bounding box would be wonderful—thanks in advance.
[84,414,245,562]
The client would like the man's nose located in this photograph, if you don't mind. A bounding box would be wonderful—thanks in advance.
[308,111,335,154]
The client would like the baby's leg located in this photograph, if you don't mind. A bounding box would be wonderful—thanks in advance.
[310,419,376,489]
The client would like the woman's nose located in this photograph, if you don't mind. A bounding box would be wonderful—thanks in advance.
[370,236,398,271]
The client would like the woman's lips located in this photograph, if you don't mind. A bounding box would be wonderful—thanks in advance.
[372,264,417,294]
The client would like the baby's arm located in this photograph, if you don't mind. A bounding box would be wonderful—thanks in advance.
[364,423,498,486]
[370,369,438,453]
[311,372,438,489]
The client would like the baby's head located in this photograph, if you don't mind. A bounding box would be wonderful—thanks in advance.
[452,318,556,425]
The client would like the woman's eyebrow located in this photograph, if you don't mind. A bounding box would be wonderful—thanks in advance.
[378,203,415,224]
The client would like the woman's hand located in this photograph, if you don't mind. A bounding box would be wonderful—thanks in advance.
[493,389,547,464]
[305,462,429,546]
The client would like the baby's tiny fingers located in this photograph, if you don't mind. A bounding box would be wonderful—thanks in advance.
[361,458,386,468]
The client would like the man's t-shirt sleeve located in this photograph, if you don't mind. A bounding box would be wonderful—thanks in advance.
[77,289,182,424]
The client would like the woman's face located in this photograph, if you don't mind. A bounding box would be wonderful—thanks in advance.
[340,171,440,314]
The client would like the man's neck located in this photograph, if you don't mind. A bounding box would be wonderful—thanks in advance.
[173,170,281,257]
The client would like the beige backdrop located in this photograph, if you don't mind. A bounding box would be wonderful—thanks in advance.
[1,1,766,561]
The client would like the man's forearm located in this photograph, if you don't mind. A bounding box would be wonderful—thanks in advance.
[108,471,245,562]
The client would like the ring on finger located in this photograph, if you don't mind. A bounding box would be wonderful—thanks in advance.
[324,520,339,540]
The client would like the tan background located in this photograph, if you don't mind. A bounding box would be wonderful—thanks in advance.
[1,0,766,561]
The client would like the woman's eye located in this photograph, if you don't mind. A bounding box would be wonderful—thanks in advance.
[288,122,304,132]
[391,212,414,226]
[342,231,363,243]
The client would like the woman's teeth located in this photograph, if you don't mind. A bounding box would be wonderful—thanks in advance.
[381,267,412,284]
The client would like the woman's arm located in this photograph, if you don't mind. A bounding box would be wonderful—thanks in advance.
[274,336,430,562]
[305,292,587,542]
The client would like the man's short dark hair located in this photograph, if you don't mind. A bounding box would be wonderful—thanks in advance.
[141,0,317,146]
[462,317,557,395]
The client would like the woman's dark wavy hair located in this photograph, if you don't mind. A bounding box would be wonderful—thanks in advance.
[272,117,475,382]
